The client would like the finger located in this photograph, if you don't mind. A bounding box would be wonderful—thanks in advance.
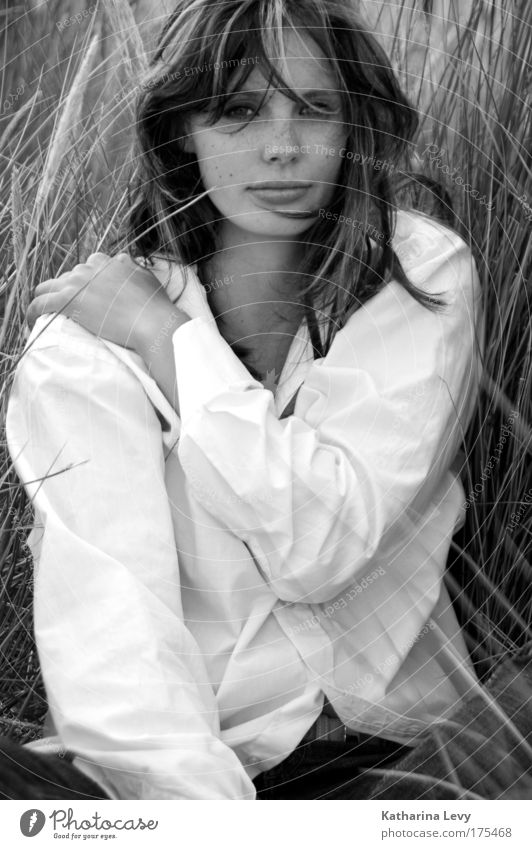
[111,252,134,270]
[85,252,109,264]
[33,279,58,296]
[34,270,85,297]
[84,253,114,274]
[34,267,74,289]
[26,293,62,329]
[86,252,129,277]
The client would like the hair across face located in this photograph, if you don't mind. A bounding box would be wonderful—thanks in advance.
[181,28,352,245]
[118,0,444,357]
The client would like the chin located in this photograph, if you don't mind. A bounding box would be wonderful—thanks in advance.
[232,211,316,237]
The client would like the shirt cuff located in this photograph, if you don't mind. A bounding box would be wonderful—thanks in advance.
[172,315,263,426]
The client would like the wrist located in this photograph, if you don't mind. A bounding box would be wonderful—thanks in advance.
[134,303,190,359]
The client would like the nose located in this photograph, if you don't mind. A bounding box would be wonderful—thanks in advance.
[262,116,301,163]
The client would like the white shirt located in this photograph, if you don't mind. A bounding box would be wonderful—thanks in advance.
[6,208,484,799]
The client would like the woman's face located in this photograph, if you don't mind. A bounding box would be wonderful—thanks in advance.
[184,30,348,241]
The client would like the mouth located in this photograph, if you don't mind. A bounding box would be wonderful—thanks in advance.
[270,209,320,219]
[247,182,312,204]
[250,181,312,189]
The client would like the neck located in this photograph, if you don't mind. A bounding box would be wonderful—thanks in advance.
[200,221,307,335]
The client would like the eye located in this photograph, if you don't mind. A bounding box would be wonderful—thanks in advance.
[223,104,257,120]
[301,101,341,116]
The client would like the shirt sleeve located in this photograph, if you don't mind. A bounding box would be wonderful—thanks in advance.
[5,314,254,800]
[172,223,483,604]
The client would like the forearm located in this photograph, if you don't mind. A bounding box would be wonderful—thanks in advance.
[135,305,191,418]
[171,234,482,604]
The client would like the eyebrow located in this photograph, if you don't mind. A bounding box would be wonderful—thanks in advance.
[229,86,341,98]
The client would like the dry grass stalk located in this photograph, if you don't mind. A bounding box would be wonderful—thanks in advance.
[102,0,148,78]
[33,25,102,215]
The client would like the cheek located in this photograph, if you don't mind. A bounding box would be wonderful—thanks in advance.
[332,155,348,190]
[307,126,348,171]
[195,140,241,189]
[310,151,344,187]
[308,152,346,206]
[307,119,347,147]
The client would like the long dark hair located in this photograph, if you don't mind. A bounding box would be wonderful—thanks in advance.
[111,0,448,364]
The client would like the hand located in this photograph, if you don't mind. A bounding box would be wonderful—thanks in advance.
[26,252,181,353]
[147,256,214,322]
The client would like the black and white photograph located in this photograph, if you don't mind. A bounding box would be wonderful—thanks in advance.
[0,0,531,842]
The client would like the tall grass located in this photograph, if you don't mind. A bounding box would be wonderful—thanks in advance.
[0,0,531,797]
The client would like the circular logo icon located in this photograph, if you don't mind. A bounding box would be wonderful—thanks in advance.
[20,809,46,837]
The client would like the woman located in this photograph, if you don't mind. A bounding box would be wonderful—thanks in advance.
[5,0,483,799]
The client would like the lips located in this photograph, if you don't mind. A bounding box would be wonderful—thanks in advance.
[248,182,311,204]
[250,182,312,189]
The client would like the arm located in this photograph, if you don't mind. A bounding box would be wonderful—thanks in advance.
[166,228,483,605]
[5,314,254,800]
[135,303,190,417]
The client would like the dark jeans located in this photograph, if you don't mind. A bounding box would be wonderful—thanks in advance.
[0,731,410,800]
[253,734,413,799]
[0,735,110,800]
